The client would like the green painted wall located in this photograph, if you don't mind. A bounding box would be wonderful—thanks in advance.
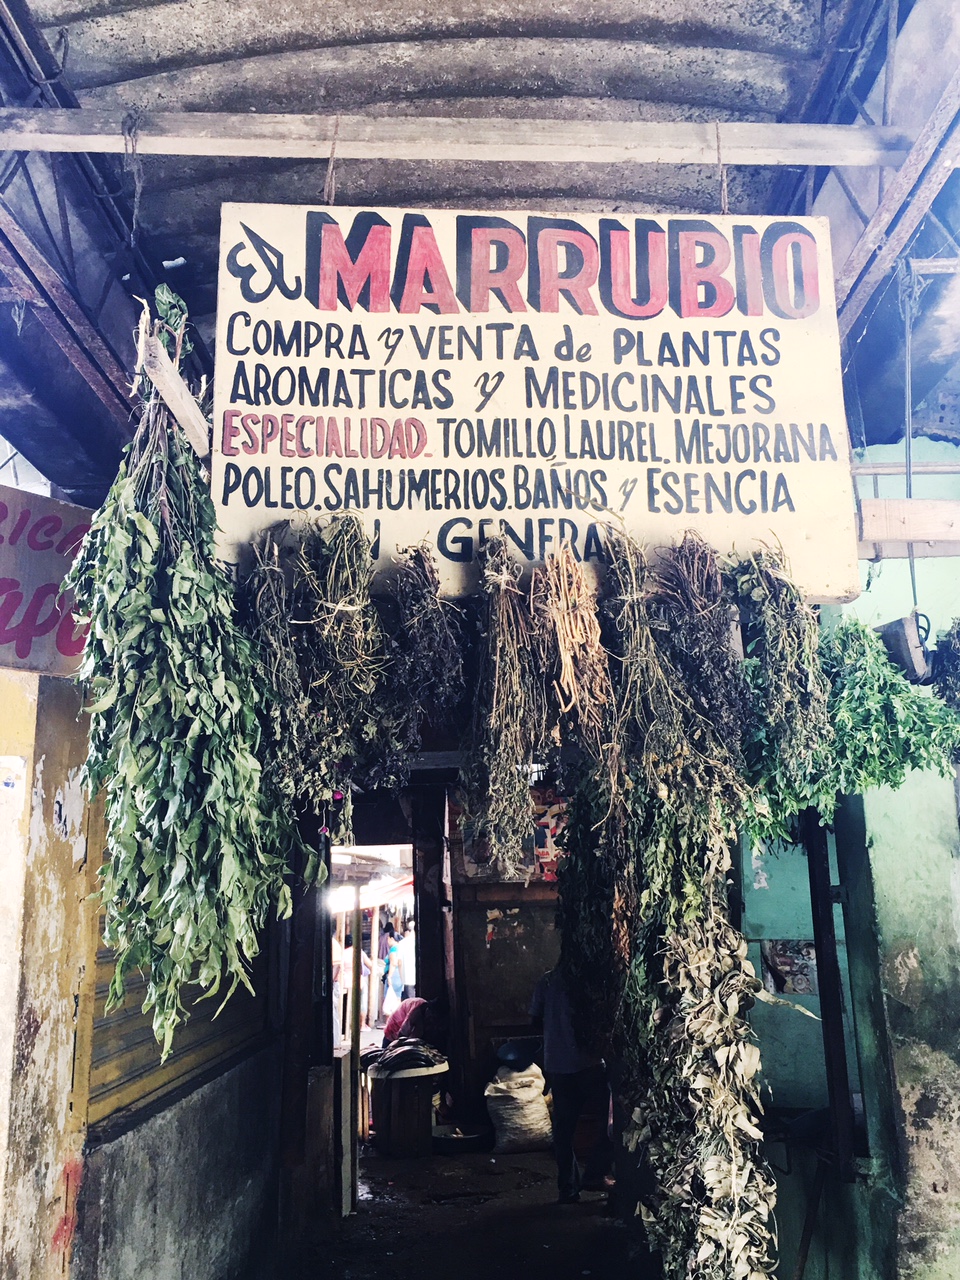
[757,498,960,1278]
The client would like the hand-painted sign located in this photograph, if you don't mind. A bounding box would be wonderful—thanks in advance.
[213,205,859,600]
[0,484,90,675]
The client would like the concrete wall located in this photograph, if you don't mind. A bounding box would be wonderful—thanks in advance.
[766,545,960,1279]
[0,671,98,1280]
[859,771,960,1280]
[0,668,285,1280]
[73,1046,282,1280]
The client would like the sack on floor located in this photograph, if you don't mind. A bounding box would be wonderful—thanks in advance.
[484,1063,553,1153]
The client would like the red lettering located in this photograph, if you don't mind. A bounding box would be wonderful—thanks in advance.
[397,226,459,314]
[470,227,527,312]
[55,524,90,557]
[387,418,408,459]
[677,231,735,318]
[240,414,260,454]
[221,409,241,456]
[318,221,391,312]
[261,414,280,452]
[8,508,30,546]
[607,228,667,319]
[369,418,389,459]
[535,228,599,315]
[26,514,63,552]
[405,418,427,459]
[295,416,313,458]
[56,601,87,658]
[0,579,62,659]
[280,414,296,458]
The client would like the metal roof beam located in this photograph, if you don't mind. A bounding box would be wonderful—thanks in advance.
[0,108,916,167]
[836,64,960,340]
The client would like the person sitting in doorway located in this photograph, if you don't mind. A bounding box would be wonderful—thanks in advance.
[530,967,612,1204]
[382,996,446,1049]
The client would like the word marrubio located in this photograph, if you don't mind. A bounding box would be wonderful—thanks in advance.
[227,212,822,321]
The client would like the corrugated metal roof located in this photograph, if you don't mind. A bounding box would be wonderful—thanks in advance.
[26,0,834,338]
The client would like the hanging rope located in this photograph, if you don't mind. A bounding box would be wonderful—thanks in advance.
[323,115,341,206]
[715,120,730,216]
[122,109,145,248]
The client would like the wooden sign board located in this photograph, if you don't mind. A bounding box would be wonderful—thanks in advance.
[212,205,860,601]
[0,484,90,675]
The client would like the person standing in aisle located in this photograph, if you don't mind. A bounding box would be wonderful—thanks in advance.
[530,966,611,1204]
[397,919,417,999]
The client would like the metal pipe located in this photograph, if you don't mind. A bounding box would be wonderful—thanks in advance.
[852,463,960,475]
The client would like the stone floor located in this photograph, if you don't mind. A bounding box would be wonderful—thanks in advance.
[305,1148,659,1280]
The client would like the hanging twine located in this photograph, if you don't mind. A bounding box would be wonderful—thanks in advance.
[323,115,341,205]
[122,109,145,248]
[715,121,730,216]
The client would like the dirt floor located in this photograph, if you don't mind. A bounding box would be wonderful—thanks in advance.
[314,1148,659,1280]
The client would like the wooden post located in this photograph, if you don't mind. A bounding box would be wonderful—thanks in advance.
[350,890,362,1212]
[336,912,346,1040]
[369,908,381,1029]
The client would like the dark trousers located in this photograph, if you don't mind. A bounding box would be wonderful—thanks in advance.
[549,1064,611,1198]
[402,984,416,1000]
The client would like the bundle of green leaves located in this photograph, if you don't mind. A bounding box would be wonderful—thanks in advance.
[818,618,960,805]
[67,394,293,1058]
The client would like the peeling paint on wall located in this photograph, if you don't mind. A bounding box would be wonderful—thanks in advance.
[54,768,87,867]
[0,676,95,1280]
[896,1040,960,1278]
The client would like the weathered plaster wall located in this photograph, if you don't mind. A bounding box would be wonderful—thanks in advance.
[0,671,40,1249]
[72,1045,282,1280]
[765,538,960,1280]
[861,770,960,1280]
[0,672,97,1280]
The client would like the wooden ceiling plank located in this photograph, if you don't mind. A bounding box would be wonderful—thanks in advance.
[859,497,960,542]
[0,108,915,167]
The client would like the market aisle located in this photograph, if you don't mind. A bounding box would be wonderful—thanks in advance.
[305,1150,658,1280]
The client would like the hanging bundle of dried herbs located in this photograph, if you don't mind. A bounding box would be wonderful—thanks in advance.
[933,618,960,744]
[728,548,832,845]
[600,536,775,1280]
[658,907,778,1280]
[532,543,612,761]
[67,355,293,1057]
[290,514,392,836]
[462,536,549,878]
[379,543,465,754]
[242,525,321,803]
[555,779,620,1058]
